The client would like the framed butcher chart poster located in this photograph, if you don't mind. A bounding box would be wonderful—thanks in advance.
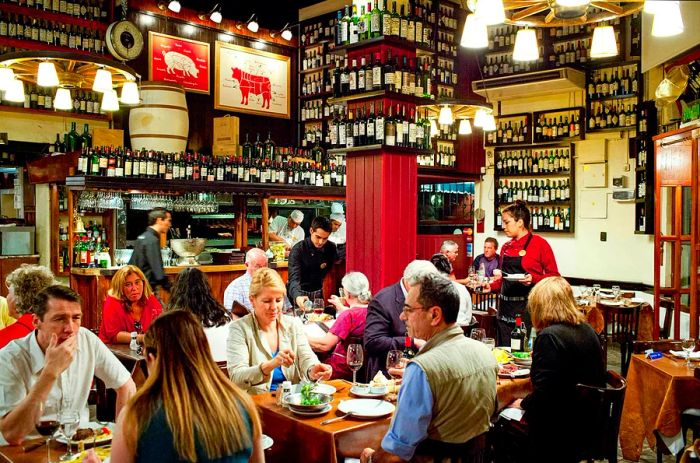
[215,42,291,119]
[149,32,210,94]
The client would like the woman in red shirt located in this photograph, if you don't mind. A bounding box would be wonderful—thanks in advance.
[99,265,163,344]
[488,200,559,347]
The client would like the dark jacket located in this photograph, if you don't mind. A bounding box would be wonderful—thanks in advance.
[287,237,337,303]
[129,228,170,290]
[363,281,407,382]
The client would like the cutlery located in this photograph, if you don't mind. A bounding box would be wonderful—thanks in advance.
[320,413,354,425]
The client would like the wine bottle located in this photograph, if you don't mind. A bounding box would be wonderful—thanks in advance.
[403,336,416,359]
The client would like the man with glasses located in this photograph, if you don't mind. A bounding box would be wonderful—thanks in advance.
[129,208,172,295]
[360,273,497,463]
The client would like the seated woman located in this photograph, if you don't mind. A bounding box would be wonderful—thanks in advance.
[508,276,605,462]
[83,310,263,463]
[99,265,162,344]
[227,268,332,394]
[168,268,232,362]
[307,272,371,380]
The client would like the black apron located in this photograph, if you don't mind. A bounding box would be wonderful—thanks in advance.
[496,233,533,347]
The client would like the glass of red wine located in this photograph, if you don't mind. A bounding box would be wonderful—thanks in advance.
[35,400,60,463]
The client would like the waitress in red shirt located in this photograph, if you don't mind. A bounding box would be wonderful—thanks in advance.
[488,200,560,346]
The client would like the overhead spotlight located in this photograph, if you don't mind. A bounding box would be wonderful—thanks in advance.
[246,14,259,32]
[209,4,222,23]
[275,23,293,41]
[167,0,180,13]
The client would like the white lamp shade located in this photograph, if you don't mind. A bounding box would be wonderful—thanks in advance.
[644,0,675,15]
[430,119,439,137]
[247,20,259,33]
[210,10,222,23]
[652,2,683,37]
[590,26,618,58]
[438,106,453,125]
[474,108,490,127]
[483,114,497,132]
[0,67,15,91]
[120,81,140,105]
[101,89,120,112]
[459,119,472,135]
[167,0,180,12]
[460,14,488,49]
[556,0,590,6]
[281,29,293,41]
[513,29,539,61]
[53,88,73,110]
[93,69,113,93]
[475,0,505,26]
[4,79,25,103]
[37,61,59,87]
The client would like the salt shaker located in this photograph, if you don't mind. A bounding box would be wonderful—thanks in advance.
[129,331,139,351]
[279,381,292,408]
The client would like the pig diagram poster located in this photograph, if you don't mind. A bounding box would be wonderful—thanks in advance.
[149,32,210,94]
[215,42,290,119]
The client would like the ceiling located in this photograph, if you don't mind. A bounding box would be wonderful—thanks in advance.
[214,0,321,31]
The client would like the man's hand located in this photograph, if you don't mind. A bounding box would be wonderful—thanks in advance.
[360,448,375,463]
[309,363,332,381]
[295,296,309,309]
[43,333,77,379]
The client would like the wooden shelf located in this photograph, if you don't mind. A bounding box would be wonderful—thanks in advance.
[0,3,109,30]
[0,104,111,121]
[334,35,431,54]
[496,200,572,207]
[586,126,635,133]
[301,39,332,50]
[328,89,434,105]
[300,118,325,124]
[299,91,333,101]
[496,171,572,178]
[300,64,332,75]
[532,135,583,144]
[0,37,111,59]
[589,93,638,102]
[327,144,433,155]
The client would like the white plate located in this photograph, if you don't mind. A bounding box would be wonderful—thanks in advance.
[503,274,526,281]
[313,383,337,395]
[498,368,530,378]
[350,386,387,398]
[598,300,624,306]
[55,422,114,445]
[630,297,644,304]
[513,358,532,366]
[338,399,395,419]
[289,403,332,416]
[262,434,274,450]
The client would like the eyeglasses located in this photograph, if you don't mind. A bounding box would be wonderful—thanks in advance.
[402,304,428,316]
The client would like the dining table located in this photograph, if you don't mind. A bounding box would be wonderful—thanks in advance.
[0,438,111,463]
[619,354,700,461]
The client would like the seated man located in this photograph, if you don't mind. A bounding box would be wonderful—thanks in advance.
[269,209,305,250]
[223,248,290,316]
[430,253,473,327]
[471,237,501,278]
[0,285,136,445]
[439,240,470,286]
[361,273,497,463]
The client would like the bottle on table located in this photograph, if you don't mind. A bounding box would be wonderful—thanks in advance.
[510,316,526,352]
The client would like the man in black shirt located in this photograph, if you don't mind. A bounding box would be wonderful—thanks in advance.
[287,216,337,309]
[129,208,172,293]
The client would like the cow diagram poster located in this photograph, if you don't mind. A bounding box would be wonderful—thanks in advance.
[149,32,210,94]
[215,42,291,119]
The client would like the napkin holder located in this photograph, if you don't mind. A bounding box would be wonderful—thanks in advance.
[645,349,662,360]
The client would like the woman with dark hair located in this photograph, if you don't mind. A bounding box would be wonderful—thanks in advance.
[168,268,232,362]
[99,265,162,344]
[486,200,559,346]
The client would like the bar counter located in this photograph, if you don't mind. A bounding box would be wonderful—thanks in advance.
[70,261,289,330]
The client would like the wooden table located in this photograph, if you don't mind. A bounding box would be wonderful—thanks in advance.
[0,440,74,463]
[619,354,700,461]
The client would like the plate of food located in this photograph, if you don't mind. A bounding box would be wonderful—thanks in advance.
[511,351,532,366]
[503,273,526,281]
[338,399,395,419]
[291,382,336,396]
[289,403,333,416]
[498,364,530,378]
[669,350,700,360]
[307,313,334,322]
[56,423,114,445]
[60,447,112,463]
[492,348,512,365]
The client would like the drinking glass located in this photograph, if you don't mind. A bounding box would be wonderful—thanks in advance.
[611,285,621,301]
[483,337,496,350]
[313,298,325,315]
[347,344,364,387]
[592,284,601,300]
[386,350,403,380]
[35,400,60,463]
[470,328,486,342]
[58,408,80,461]
[681,338,696,369]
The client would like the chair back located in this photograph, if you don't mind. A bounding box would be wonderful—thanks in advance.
[659,297,674,339]
[602,303,642,344]
[412,433,487,463]
[575,370,627,463]
[632,340,683,354]
[472,291,499,312]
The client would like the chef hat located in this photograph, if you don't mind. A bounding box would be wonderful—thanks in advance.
[330,213,345,223]
[331,202,344,214]
[290,210,304,224]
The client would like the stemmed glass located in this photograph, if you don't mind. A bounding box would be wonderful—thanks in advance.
[35,399,60,463]
[58,407,80,461]
[681,338,696,369]
[592,284,601,302]
[611,285,621,301]
[386,350,403,381]
[347,344,363,388]
[313,298,325,315]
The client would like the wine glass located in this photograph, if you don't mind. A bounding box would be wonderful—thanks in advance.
[611,285,621,301]
[592,284,601,301]
[386,350,403,381]
[58,408,80,461]
[346,344,364,388]
[483,337,496,350]
[681,338,696,369]
[470,328,486,342]
[313,298,325,315]
[35,399,60,463]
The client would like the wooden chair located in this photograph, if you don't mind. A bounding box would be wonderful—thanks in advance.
[633,340,683,354]
[659,297,675,339]
[576,370,627,463]
[412,433,487,463]
[471,291,499,312]
[598,303,642,376]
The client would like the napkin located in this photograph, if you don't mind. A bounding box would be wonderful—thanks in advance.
[670,350,700,360]
[499,407,525,421]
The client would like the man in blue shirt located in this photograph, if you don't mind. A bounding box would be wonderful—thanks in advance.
[360,273,497,463]
[471,237,501,278]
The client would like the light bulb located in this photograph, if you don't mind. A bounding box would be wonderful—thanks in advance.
[590,26,618,58]
[54,88,73,110]
[120,81,140,105]
[459,119,472,135]
[483,114,497,132]
[430,119,439,137]
[0,67,14,91]
[167,0,180,13]
[438,106,453,125]
[248,20,259,33]
[4,79,25,103]
[37,61,60,87]
[100,89,120,112]
[652,2,683,37]
[210,10,222,23]
[93,69,113,93]
[513,29,539,61]
[460,14,488,49]
[281,29,293,41]
[475,0,505,26]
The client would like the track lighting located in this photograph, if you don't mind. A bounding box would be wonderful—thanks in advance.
[167,0,180,13]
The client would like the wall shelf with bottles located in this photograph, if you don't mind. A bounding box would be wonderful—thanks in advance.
[634,101,657,235]
[0,3,110,30]
[493,143,575,233]
[328,144,432,156]
[0,103,110,121]
[485,113,531,147]
[585,60,640,134]
[0,36,107,57]
[532,107,584,143]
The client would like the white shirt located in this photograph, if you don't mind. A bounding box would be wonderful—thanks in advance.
[269,215,304,247]
[454,282,473,326]
[204,322,233,363]
[329,221,346,245]
[223,272,292,313]
[0,328,131,443]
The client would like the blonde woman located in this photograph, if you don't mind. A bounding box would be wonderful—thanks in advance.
[227,268,332,394]
[99,265,162,344]
[508,276,605,462]
[83,310,263,463]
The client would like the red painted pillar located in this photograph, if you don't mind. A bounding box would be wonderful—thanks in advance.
[346,148,417,292]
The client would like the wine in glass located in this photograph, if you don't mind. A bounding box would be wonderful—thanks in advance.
[35,400,60,463]
[58,408,80,461]
[313,298,325,315]
[346,344,364,388]
[681,338,696,369]
[386,350,403,380]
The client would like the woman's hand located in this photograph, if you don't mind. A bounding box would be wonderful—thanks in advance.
[81,449,102,463]
[519,274,533,286]
[276,349,296,368]
[360,448,375,463]
[308,363,332,381]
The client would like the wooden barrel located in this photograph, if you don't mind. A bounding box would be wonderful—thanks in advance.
[129,81,188,152]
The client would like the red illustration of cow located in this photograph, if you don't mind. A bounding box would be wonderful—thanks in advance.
[231,67,271,109]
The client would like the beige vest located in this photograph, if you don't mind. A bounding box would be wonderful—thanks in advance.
[411,324,498,444]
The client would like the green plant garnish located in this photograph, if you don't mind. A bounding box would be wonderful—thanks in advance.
[300,383,321,405]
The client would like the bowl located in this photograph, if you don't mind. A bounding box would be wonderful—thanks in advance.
[369,384,388,394]
[351,384,370,395]
[284,392,333,412]
[170,238,207,266]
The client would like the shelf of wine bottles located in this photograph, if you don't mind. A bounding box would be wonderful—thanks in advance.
[587,64,639,101]
[587,101,636,132]
[495,146,572,176]
[485,113,530,146]
[634,102,656,235]
[0,0,110,27]
[497,178,571,205]
[533,107,583,143]
[496,205,572,233]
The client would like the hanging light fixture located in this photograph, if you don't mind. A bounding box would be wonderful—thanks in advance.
[474,108,490,127]
[4,79,25,103]
[475,0,505,26]
[120,81,140,105]
[54,88,73,110]
[513,28,539,62]
[238,14,259,33]
[209,4,222,23]
[438,105,453,125]
[460,14,488,49]
[459,119,472,135]
[167,0,181,13]
[37,61,59,87]
[93,68,113,93]
[0,67,14,91]
[652,2,683,37]
[590,25,618,58]
[430,119,439,137]
[281,23,293,41]
[100,89,120,112]
[643,0,669,15]
[483,114,497,132]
